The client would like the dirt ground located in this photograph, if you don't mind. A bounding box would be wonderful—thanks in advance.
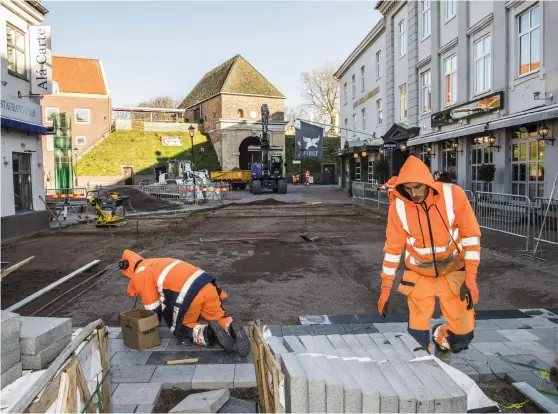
[2,185,558,326]
[153,387,259,413]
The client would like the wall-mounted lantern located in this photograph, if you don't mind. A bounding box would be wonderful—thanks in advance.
[353,153,359,159]
[400,143,408,152]
[450,140,463,153]
[424,144,436,158]
[361,151,367,157]
[487,133,501,152]
[537,123,555,146]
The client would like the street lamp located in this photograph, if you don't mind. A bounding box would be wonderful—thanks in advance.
[73,147,78,187]
[537,123,555,145]
[188,125,197,204]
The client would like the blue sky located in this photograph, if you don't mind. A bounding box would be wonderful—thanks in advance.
[44,1,381,108]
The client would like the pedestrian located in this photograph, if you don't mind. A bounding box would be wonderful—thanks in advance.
[305,170,310,186]
[119,249,250,356]
[377,155,481,355]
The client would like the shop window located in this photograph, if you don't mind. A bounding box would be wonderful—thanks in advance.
[368,160,375,183]
[13,152,33,212]
[6,24,26,78]
[355,159,361,181]
[511,124,545,198]
[421,152,432,169]
[441,142,458,182]
[471,136,494,192]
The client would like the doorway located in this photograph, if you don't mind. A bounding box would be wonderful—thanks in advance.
[239,136,261,170]
[390,149,409,176]
[322,164,336,185]
[122,167,135,185]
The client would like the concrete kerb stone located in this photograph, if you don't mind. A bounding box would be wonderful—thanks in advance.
[391,361,435,413]
[377,361,417,412]
[21,334,71,370]
[0,311,20,341]
[311,356,343,413]
[407,361,453,413]
[267,336,289,364]
[296,354,326,413]
[354,334,388,361]
[280,352,309,413]
[282,336,307,354]
[111,351,153,366]
[358,360,399,413]
[1,347,20,374]
[325,335,356,358]
[0,362,22,390]
[217,397,257,413]
[191,364,235,390]
[388,333,429,358]
[111,365,157,384]
[327,357,362,413]
[369,333,406,361]
[169,388,230,413]
[311,336,339,356]
[135,404,154,413]
[421,360,468,412]
[344,359,381,413]
[233,364,256,388]
[149,365,195,390]
[19,316,72,355]
[2,332,21,355]
[339,334,371,358]
[111,383,162,406]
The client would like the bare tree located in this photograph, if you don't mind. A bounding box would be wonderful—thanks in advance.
[135,96,181,122]
[284,105,310,135]
[300,64,340,136]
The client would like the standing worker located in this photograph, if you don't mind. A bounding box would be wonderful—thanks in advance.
[377,155,481,355]
[119,249,250,356]
[305,170,310,186]
[380,176,398,204]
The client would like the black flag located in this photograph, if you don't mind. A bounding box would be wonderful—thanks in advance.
[295,121,323,159]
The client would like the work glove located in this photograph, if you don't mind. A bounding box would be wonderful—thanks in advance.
[377,275,394,318]
[460,273,479,310]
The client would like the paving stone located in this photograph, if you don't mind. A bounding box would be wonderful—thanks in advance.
[21,334,70,370]
[505,340,553,355]
[497,329,542,341]
[341,323,379,334]
[529,328,557,340]
[191,364,235,389]
[0,362,22,389]
[392,361,435,413]
[169,388,229,413]
[223,353,253,364]
[108,327,123,339]
[234,364,256,388]
[216,397,257,413]
[280,352,308,413]
[512,382,558,413]
[111,365,157,383]
[109,339,134,353]
[505,370,542,386]
[539,340,556,353]
[535,352,556,366]
[111,383,119,394]
[328,357,362,413]
[112,404,138,413]
[146,351,223,365]
[111,351,152,366]
[449,358,480,382]
[408,361,453,413]
[267,337,289,364]
[476,310,532,320]
[19,316,72,355]
[368,333,405,361]
[491,319,533,329]
[373,322,408,333]
[282,336,307,354]
[497,354,551,372]
[0,311,20,341]
[377,361,417,412]
[264,325,282,337]
[112,383,162,405]
[382,333,417,360]
[471,330,508,342]
[280,325,313,336]
[162,338,204,352]
[298,315,330,325]
[135,404,154,413]
[525,318,558,329]
[158,327,174,338]
[359,360,400,413]
[1,332,20,355]
[311,356,343,413]
[470,342,518,356]
[462,354,517,381]
[296,354,326,412]
[325,334,356,357]
[339,334,371,358]
[149,365,195,390]
[327,314,359,324]
[451,346,485,360]
[311,324,346,336]
[474,320,500,331]
[421,360,468,412]
[344,359,380,413]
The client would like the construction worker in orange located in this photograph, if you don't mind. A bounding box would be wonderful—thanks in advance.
[305,170,310,185]
[119,249,250,356]
[380,175,398,203]
[377,155,481,355]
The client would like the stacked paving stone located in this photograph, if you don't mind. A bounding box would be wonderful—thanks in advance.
[19,316,72,370]
[271,333,468,413]
[1,311,22,389]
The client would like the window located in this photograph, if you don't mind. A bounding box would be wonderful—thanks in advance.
[376,51,382,79]
[76,136,86,146]
[399,20,407,57]
[352,113,356,136]
[344,82,348,104]
[45,108,59,125]
[474,35,491,94]
[352,75,356,97]
[361,66,366,91]
[471,136,494,192]
[441,143,458,183]
[400,84,408,120]
[444,55,457,106]
[75,109,90,124]
[422,0,431,39]
[238,109,244,118]
[377,99,383,125]
[6,24,26,78]
[344,118,348,137]
[46,136,54,151]
[12,153,32,212]
[445,0,456,21]
[421,70,431,113]
[368,160,376,184]
[355,158,361,181]
[511,124,545,198]
[519,5,540,75]
[361,108,367,131]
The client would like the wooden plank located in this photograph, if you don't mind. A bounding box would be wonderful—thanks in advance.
[1,256,34,279]
[65,361,78,413]
[55,372,69,413]
[75,361,95,414]
[26,375,61,413]
[167,358,199,365]
[97,325,111,414]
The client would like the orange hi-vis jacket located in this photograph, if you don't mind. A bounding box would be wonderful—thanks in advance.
[380,176,398,203]
[122,250,225,335]
[381,156,481,280]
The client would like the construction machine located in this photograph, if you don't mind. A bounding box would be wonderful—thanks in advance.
[248,104,288,195]
[86,190,126,227]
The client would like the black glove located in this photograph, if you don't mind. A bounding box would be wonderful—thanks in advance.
[460,283,474,310]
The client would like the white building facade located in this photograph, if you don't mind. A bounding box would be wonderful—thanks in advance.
[1,0,51,240]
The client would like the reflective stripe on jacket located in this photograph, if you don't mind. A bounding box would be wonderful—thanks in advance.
[382,156,481,279]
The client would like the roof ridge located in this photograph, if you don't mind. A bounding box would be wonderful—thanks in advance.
[53,55,101,62]
[220,54,241,93]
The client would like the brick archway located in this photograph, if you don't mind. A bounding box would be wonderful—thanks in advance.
[238,136,261,170]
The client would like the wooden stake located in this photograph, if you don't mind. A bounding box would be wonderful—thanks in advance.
[1,256,35,279]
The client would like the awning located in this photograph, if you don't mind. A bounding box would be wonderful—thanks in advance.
[1,117,47,134]
[407,123,487,146]
[487,104,558,130]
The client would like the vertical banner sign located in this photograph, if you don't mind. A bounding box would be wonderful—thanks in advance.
[29,25,53,95]
[297,121,324,159]
[261,104,269,147]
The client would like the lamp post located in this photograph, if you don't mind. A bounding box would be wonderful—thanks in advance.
[188,125,196,205]
[73,147,78,187]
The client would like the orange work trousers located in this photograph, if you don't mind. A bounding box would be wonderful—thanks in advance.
[182,283,232,330]
[398,270,475,352]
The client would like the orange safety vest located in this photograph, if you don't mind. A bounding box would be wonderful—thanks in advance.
[381,156,481,280]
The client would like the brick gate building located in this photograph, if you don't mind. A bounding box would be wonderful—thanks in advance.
[180,55,287,171]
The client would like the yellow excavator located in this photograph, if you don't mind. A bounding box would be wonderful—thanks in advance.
[87,190,126,227]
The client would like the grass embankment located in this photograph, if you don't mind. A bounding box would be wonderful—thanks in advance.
[76,130,221,176]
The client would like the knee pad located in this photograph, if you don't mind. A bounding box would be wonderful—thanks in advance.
[446,330,474,353]
[408,328,430,350]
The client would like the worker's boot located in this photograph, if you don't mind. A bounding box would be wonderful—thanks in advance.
[228,320,250,357]
[209,320,236,353]
[432,324,452,363]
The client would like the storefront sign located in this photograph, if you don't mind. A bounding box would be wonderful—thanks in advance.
[292,160,301,164]
[382,141,398,151]
[431,91,503,127]
[353,87,380,108]
[29,25,53,95]
[0,95,42,125]
[161,136,182,146]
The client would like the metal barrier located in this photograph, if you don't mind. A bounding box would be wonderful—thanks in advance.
[464,190,474,204]
[44,188,88,207]
[531,197,558,245]
[132,182,231,204]
[351,181,390,205]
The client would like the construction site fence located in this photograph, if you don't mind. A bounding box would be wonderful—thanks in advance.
[129,183,232,204]
[351,182,557,248]
[44,188,89,208]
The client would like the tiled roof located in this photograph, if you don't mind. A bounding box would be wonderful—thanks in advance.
[52,56,108,95]
[179,54,284,109]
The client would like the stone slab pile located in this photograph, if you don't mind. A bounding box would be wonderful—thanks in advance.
[19,316,72,370]
[1,311,22,389]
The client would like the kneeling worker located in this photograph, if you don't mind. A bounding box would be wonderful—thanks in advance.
[119,249,250,356]
[377,156,481,355]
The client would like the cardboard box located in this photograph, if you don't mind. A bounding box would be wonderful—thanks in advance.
[119,309,161,350]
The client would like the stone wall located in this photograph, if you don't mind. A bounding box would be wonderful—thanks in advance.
[221,94,284,121]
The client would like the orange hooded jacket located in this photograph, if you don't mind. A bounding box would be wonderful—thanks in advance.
[381,156,481,280]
